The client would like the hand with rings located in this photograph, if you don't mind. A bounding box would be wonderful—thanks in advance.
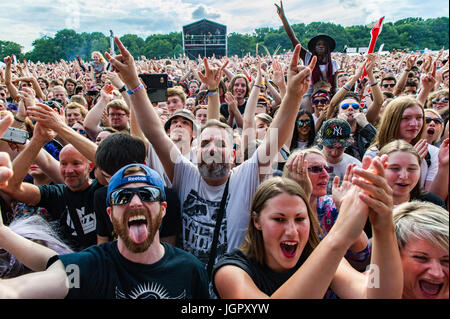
[285,152,312,199]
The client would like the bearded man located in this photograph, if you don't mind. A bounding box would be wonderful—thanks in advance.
[0,164,209,299]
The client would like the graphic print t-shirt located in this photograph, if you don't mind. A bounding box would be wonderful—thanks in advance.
[59,241,209,299]
[171,151,260,266]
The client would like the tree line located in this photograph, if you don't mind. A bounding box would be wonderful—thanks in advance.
[1,16,448,63]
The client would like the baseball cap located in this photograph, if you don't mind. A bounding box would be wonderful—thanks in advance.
[106,163,166,206]
[317,118,353,148]
[164,109,198,133]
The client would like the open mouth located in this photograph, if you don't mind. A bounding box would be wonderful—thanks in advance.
[280,241,298,258]
[419,280,443,298]
[395,183,410,188]
[127,215,148,244]
[427,128,435,136]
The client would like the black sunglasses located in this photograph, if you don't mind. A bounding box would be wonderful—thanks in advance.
[432,97,448,104]
[425,117,443,124]
[109,186,164,205]
[382,84,396,88]
[297,119,311,127]
[308,165,333,174]
[312,99,329,105]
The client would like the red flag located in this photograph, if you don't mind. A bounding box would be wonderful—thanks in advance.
[361,16,385,80]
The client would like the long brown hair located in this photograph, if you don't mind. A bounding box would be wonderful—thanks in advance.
[240,177,322,266]
[372,96,425,150]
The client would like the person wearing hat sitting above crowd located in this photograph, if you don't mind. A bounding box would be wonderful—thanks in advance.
[317,119,362,195]
[275,1,339,112]
[0,163,209,299]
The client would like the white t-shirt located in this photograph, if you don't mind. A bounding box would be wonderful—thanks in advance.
[364,144,439,189]
[326,153,362,194]
[171,151,261,266]
[146,143,196,187]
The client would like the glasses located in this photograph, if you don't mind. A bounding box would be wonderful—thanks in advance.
[109,186,163,205]
[382,84,396,88]
[425,117,443,124]
[432,97,449,104]
[340,103,360,110]
[297,119,311,127]
[72,127,86,135]
[312,99,329,105]
[308,165,333,174]
[108,113,127,117]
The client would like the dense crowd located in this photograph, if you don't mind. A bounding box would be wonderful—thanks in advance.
[0,3,448,300]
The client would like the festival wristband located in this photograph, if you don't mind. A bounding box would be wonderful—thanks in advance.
[343,83,352,91]
[119,85,127,93]
[127,83,144,95]
[207,88,219,96]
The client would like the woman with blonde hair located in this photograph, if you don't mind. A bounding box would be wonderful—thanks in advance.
[393,200,448,299]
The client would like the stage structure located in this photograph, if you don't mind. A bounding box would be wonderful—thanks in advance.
[182,19,227,59]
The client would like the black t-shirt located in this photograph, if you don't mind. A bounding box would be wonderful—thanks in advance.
[212,249,336,299]
[95,186,181,243]
[220,100,247,119]
[37,180,102,251]
[412,191,446,209]
[58,241,210,299]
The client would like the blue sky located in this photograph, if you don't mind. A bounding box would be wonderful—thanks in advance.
[1,0,448,52]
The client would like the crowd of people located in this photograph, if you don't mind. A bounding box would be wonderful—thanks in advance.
[0,3,448,299]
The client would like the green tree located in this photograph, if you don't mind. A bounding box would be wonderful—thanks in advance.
[0,40,23,60]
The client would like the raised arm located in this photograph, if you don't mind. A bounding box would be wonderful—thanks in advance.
[105,37,178,182]
[257,44,316,180]
[393,54,416,96]
[83,87,113,140]
[3,56,19,101]
[364,54,384,125]
[242,60,263,152]
[327,59,366,120]
[197,58,228,121]
[274,1,306,61]
[0,122,57,206]
[28,103,98,163]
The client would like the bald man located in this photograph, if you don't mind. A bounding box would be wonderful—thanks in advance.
[1,125,102,251]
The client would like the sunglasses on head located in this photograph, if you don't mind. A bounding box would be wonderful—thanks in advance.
[312,98,329,105]
[382,83,396,88]
[425,117,443,124]
[109,186,163,206]
[432,97,448,104]
[340,103,360,110]
[297,119,311,127]
[308,165,333,174]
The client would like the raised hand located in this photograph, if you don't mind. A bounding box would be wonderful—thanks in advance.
[274,0,285,18]
[351,155,394,232]
[27,103,66,133]
[285,152,312,199]
[438,138,449,167]
[332,163,357,210]
[0,114,14,188]
[104,37,140,89]
[286,44,316,98]
[197,57,228,90]
[414,138,429,161]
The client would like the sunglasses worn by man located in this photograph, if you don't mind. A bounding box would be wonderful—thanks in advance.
[109,186,164,206]
[308,165,333,174]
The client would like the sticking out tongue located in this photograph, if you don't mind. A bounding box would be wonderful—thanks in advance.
[129,223,148,244]
[420,280,441,296]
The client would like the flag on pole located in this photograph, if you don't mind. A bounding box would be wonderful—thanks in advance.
[361,16,385,80]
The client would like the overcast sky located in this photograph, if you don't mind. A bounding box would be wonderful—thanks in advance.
[1,0,448,52]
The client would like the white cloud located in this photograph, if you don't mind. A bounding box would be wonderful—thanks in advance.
[0,0,448,52]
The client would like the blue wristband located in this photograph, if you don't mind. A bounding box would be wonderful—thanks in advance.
[127,83,144,95]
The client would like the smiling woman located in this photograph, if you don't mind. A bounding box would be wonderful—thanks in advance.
[212,171,404,299]
[393,200,449,299]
